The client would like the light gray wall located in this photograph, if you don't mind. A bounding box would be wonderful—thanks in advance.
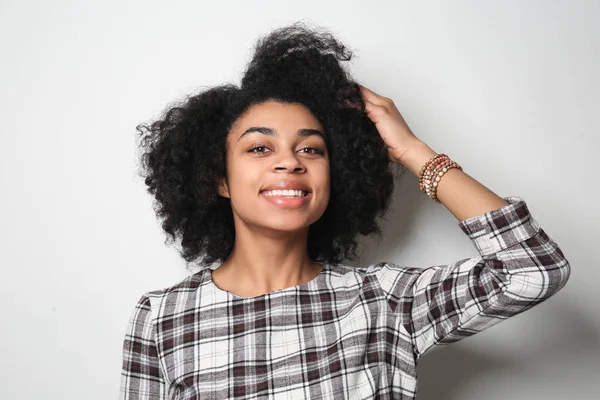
[1,0,597,399]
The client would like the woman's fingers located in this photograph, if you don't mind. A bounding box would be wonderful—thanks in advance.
[361,96,389,123]
[358,84,392,108]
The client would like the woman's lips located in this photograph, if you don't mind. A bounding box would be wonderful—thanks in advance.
[260,191,312,209]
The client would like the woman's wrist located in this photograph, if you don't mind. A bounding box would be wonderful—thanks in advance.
[396,141,438,177]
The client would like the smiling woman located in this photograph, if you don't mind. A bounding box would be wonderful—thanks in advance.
[215,100,331,246]
[133,22,397,274]
[120,21,570,400]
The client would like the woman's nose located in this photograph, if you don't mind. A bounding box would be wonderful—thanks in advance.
[273,150,306,172]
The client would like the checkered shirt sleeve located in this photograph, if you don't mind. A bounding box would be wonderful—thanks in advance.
[120,293,168,399]
[377,196,571,359]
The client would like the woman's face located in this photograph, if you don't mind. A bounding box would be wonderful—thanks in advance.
[217,100,330,234]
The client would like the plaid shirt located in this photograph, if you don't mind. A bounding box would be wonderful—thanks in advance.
[120,196,570,399]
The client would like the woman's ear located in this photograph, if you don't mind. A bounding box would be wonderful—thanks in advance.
[216,178,230,198]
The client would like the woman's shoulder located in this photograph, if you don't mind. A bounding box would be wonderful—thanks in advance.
[141,268,212,305]
[325,261,418,289]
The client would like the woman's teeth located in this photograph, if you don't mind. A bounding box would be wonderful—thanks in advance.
[262,189,307,197]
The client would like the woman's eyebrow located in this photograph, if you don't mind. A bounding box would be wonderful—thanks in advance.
[237,127,324,141]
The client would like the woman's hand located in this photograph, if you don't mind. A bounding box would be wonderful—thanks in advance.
[355,84,424,164]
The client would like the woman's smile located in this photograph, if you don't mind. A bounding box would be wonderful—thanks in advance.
[260,190,313,209]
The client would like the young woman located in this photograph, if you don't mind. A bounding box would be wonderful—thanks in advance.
[120,22,571,399]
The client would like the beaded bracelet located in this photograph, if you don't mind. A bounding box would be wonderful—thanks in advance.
[419,154,450,193]
[421,156,460,201]
[429,159,462,202]
[418,153,463,203]
[421,157,450,199]
[418,153,447,184]
[419,154,447,189]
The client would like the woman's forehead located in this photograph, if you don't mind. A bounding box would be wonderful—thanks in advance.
[231,100,324,139]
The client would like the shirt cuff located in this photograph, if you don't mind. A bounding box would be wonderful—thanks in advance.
[458,196,541,257]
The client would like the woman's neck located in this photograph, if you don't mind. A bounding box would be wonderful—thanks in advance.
[211,231,322,297]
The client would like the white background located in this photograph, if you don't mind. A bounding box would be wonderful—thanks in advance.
[1,0,598,399]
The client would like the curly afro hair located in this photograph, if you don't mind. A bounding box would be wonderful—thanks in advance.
[136,21,407,269]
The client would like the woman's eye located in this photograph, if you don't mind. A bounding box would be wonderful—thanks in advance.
[248,146,270,154]
[300,147,325,155]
